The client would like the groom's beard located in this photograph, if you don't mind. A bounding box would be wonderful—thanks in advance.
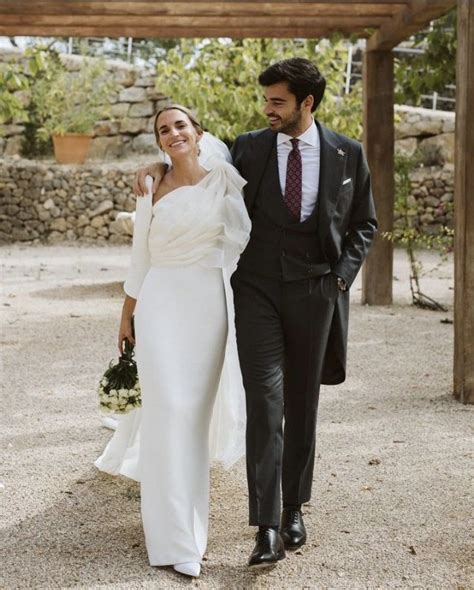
[268,108,303,135]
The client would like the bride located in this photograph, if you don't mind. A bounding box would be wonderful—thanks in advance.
[95,105,251,577]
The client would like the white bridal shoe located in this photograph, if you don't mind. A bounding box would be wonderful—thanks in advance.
[101,416,118,430]
[173,562,201,578]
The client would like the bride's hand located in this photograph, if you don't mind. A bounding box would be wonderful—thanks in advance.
[118,316,135,355]
[133,162,168,197]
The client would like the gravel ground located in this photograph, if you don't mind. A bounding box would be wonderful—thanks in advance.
[0,244,472,590]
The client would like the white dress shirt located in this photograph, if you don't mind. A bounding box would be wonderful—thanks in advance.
[277,121,320,222]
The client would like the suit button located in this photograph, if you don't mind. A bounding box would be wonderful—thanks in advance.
[282,250,286,257]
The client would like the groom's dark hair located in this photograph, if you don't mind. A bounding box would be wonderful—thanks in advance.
[258,58,326,112]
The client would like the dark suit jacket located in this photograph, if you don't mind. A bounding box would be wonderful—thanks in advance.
[230,120,377,384]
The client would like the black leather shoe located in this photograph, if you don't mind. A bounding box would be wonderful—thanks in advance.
[280,509,307,549]
[248,528,286,569]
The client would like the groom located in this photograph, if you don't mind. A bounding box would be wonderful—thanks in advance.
[134,57,377,569]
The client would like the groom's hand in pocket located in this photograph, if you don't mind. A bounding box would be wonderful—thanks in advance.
[133,162,167,197]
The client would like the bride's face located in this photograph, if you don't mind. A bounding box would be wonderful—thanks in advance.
[156,109,202,159]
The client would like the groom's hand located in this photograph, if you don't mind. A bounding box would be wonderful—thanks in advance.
[133,162,167,197]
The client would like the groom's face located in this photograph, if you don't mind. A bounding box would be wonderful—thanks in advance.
[262,81,303,136]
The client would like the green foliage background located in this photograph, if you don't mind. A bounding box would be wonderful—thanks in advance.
[395,10,456,106]
[156,38,363,144]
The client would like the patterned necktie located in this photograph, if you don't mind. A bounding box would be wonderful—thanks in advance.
[284,138,302,220]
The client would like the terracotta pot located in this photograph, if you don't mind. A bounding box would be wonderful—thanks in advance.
[52,133,92,164]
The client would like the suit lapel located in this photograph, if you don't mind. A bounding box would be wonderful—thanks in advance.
[316,121,345,246]
[243,128,275,210]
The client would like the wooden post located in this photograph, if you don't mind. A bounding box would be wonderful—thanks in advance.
[361,49,394,305]
[454,0,474,404]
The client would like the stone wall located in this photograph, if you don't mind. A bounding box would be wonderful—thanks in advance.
[0,156,454,245]
[403,164,454,233]
[0,159,140,244]
[395,105,455,166]
[394,106,455,234]
[0,48,168,160]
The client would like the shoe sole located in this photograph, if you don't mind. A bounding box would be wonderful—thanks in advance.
[283,539,307,550]
[249,562,278,572]
[248,551,286,571]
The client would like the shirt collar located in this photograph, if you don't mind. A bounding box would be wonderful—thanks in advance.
[277,120,318,147]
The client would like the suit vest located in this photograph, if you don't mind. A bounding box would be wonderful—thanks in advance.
[238,143,330,280]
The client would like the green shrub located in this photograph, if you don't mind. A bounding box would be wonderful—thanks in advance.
[0,68,29,127]
[22,46,65,157]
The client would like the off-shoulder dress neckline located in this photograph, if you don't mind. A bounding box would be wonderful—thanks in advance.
[152,167,213,209]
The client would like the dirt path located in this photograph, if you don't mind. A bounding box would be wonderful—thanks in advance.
[1,244,472,589]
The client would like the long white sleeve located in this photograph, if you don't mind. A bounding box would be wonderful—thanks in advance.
[123,176,153,299]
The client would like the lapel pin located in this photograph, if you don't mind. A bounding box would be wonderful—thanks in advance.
[337,147,346,157]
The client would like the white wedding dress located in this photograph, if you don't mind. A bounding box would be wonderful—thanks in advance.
[95,161,251,566]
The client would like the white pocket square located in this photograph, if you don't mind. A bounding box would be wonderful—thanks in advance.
[342,178,352,186]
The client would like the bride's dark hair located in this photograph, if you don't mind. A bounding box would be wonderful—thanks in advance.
[153,104,204,147]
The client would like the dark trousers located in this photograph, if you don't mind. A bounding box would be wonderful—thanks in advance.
[231,268,338,526]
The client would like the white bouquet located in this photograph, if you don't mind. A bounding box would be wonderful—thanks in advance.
[97,337,141,414]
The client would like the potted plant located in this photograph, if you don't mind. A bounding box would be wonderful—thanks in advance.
[35,57,115,164]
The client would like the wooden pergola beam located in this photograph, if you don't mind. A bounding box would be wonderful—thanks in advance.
[454,0,474,404]
[0,2,406,17]
[0,0,412,5]
[0,0,454,41]
[0,26,374,38]
[367,0,456,51]
[0,15,390,29]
